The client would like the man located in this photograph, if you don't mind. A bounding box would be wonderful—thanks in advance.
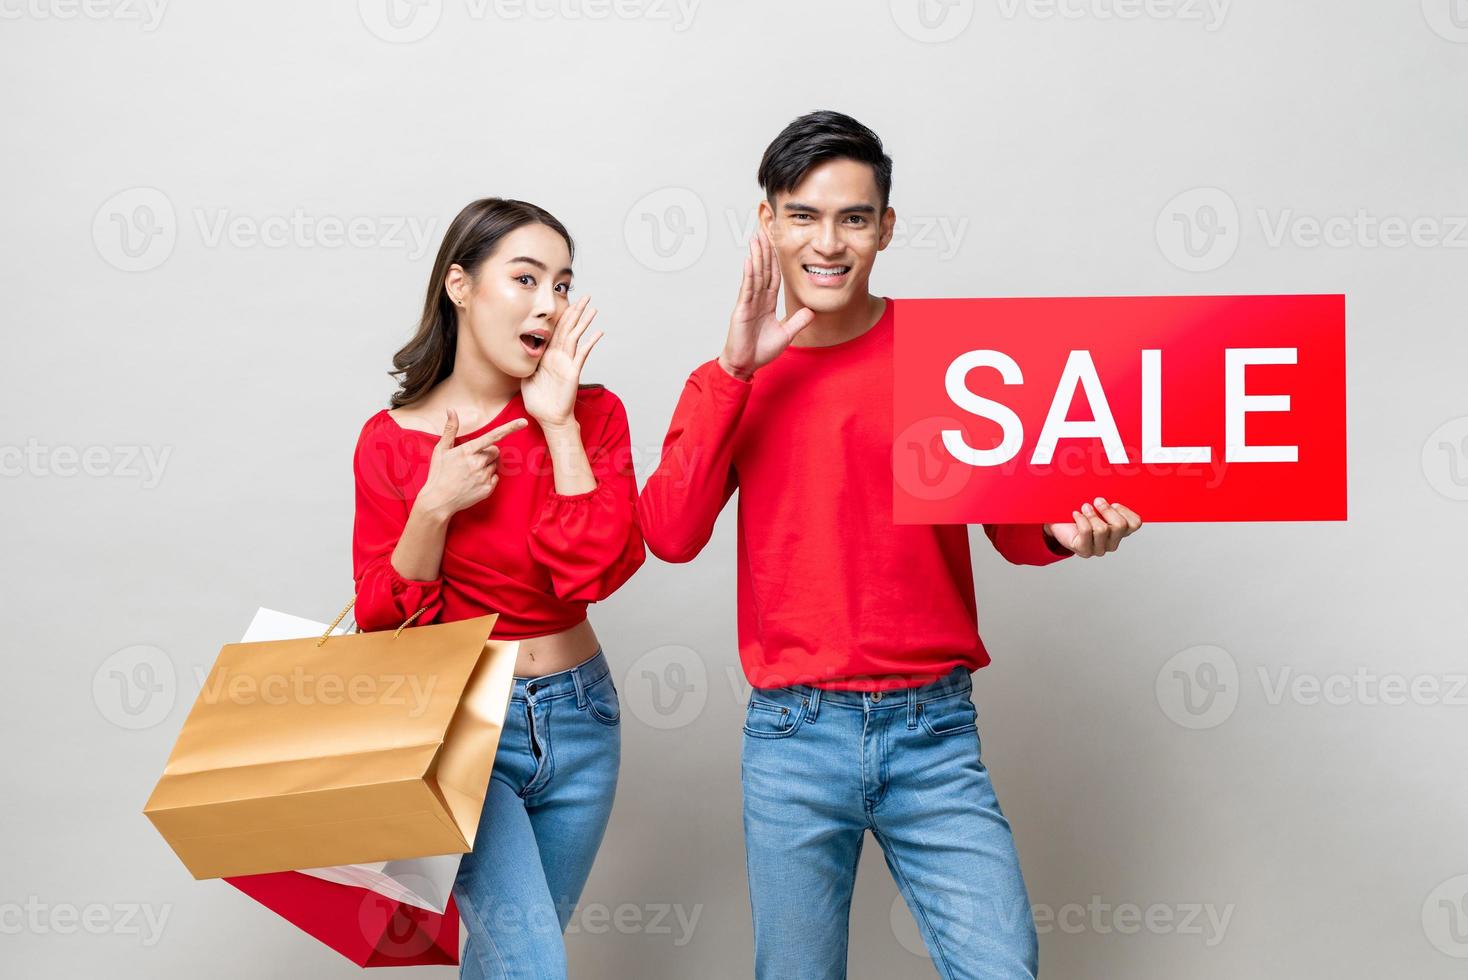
[637,110,1142,980]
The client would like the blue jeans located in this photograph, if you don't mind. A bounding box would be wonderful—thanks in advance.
[453,648,621,979]
[741,667,1039,979]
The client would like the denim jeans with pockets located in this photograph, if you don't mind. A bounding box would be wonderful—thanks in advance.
[453,647,620,979]
[741,666,1039,979]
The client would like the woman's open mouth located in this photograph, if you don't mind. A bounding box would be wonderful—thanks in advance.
[803,264,851,287]
[519,330,549,357]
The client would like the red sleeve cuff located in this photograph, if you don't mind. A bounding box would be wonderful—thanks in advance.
[1041,527,1072,558]
[983,523,1073,566]
[384,561,443,591]
[544,482,601,503]
[355,557,444,631]
[700,359,755,397]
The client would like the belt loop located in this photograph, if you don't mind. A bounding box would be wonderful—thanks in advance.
[572,664,588,708]
[807,685,822,723]
[907,687,918,730]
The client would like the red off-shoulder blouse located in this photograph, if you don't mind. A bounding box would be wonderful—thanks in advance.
[352,385,645,638]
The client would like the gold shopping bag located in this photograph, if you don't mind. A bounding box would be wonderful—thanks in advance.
[143,599,518,880]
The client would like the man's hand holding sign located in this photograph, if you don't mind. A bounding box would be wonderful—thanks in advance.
[1044,497,1144,559]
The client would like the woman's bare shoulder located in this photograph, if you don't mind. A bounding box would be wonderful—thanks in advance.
[385,403,440,435]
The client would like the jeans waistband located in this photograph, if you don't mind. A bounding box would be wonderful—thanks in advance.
[511,647,608,703]
[768,666,973,711]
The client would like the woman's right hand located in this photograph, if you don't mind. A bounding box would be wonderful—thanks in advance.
[414,408,528,520]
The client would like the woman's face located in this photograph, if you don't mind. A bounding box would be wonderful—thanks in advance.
[447,222,574,379]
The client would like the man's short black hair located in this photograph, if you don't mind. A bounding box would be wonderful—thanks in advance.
[757,110,893,211]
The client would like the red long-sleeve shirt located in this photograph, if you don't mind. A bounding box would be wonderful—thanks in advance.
[636,297,1072,692]
[352,385,645,638]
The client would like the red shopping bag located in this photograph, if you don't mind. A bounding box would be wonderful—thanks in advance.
[226,869,459,967]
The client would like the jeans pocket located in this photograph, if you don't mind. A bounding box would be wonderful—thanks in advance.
[917,692,978,737]
[742,691,807,739]
[583,672,621,726]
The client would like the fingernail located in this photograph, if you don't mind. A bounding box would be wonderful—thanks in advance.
[1096,497,1107,506]
[1083,503,1094,514]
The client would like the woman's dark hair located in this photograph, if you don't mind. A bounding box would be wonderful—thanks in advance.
[388,198,574,409]
[756,110,893,211]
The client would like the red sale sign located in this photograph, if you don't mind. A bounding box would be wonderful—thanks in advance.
[893,295,1346,523]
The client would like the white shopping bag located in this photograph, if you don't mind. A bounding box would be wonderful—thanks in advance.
[294,854,462,915]
[239,607,465,914]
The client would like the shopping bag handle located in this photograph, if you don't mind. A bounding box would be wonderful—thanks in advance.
[316,596,430,646]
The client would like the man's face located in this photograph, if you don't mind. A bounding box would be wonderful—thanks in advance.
[759,158,894,315]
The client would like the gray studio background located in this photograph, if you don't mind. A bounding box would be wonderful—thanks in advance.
[3,1,1465,977]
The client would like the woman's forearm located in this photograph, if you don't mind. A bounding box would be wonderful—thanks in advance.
[391,500,452,581]
[543,422,597,496]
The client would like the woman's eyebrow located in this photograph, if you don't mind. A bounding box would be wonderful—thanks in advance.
[505,256,574,277]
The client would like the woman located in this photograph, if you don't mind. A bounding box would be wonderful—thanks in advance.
[350,198,645,978]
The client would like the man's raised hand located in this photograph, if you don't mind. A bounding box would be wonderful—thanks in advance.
[718,228,814,381]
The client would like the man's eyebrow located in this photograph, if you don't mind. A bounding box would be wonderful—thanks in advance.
[506,256,574,277]
[781,202,879,216]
